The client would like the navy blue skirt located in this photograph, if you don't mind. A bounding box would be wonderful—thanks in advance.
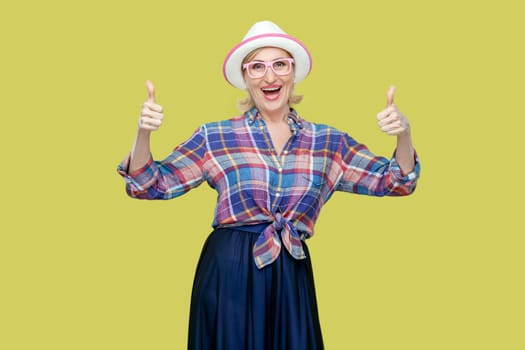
[188,226,324,350]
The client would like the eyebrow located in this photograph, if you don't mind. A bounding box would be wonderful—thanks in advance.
[250,57,290,62]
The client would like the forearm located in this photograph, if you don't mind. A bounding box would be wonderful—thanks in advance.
[129,129,152,174]
[395,130,415,176]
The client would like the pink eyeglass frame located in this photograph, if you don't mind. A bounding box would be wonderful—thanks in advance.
[242,58,295,78]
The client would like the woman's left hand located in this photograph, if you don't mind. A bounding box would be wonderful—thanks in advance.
[376,86,410,137]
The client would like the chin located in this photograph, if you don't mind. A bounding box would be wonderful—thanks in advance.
[257,96,289,112]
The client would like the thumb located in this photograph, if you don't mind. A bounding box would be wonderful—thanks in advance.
[146,80,156,103]
[386,85,395,107]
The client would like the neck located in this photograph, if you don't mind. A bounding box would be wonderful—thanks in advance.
[258,107,289,125]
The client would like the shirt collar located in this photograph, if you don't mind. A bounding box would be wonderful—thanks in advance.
[245,107,304,134]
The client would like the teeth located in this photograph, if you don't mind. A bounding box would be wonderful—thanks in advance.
[262,87,280,92]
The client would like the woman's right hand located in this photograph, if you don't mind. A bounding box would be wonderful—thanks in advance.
[138,80,164,131]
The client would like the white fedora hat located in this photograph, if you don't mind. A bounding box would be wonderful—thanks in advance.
[223,21,312,90]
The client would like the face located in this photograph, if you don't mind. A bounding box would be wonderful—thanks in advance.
[243,47,294,117]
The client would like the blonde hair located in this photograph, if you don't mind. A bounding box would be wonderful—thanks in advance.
[237,48,303,113]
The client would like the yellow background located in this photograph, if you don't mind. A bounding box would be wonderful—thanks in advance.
[1,0,523,349]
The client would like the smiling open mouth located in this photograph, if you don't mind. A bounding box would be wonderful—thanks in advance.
[262,86,281,98]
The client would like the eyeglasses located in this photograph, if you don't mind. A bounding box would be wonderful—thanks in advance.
[242,58,295,79]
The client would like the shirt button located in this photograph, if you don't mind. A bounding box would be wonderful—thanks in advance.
[283,150,288,154]
[275,192,280,197]
[278,167,282,172]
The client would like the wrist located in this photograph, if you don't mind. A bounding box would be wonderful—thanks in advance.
[137,128,152,137]
[397,127,411,139]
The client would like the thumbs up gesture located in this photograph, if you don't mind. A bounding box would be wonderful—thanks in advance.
[138,80,164,131]
[376,86,410,137]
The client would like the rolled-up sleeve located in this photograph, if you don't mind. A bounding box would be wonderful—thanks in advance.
[336,133,420,196]
[117,126,208,199]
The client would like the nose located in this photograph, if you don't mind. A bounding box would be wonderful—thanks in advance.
[264,66,277,81]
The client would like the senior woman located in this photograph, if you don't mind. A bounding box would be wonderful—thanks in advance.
[118,21,420,350]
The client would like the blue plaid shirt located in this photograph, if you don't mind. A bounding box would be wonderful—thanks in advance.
[118,107,420,268]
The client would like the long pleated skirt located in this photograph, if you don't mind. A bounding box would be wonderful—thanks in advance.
[188,226,324,350]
